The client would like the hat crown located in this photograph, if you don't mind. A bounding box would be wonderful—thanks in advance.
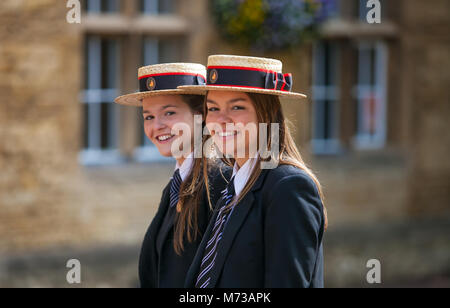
[208,55,283,73]
[138,63,206,78]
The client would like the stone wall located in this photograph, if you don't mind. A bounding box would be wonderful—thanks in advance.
[0,0,83,252]
[399,0,450,216]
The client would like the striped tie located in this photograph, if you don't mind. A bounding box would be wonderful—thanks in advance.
[195,177,236,288]
[170,169,182,208]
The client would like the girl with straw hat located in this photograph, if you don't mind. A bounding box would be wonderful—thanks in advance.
[115,63,231,288]
[180,55,328,288]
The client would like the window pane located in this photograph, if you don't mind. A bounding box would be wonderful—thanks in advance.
[84,0,120,13]
[354,42,388,149]
[141,0,174,14]
[82,103,89,149]
[143,38,159,65]
[83,36,119,152]
[312,41,341,154]
[158,0,174,13]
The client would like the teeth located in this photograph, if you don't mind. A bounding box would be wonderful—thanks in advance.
[157,135,173,141]
[218,131,236,137]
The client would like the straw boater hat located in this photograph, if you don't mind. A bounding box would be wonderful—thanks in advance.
[178,55,307,99]
[114,63,207,106]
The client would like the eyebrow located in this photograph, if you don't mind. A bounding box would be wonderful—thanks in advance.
[142,104,177,114]
[207,97,249,105]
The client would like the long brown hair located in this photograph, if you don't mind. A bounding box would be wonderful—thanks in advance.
[201,92,328,230]
[173,94,207,255]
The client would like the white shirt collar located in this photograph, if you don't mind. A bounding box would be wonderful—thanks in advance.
[175,152,194,181]
[232,159,257,197]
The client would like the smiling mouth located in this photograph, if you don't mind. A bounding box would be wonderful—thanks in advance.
[217,131,238,138]
[156,134,175,143]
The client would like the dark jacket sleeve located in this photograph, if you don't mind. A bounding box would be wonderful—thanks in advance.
[139,221,156,288]
[138,185,170,288]
[263,173,324,288]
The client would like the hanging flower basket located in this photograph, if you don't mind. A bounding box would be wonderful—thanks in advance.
[211,0,336,50]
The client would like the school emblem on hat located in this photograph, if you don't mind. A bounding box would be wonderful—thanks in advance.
[147,77,156,91]
[209,69,218,84]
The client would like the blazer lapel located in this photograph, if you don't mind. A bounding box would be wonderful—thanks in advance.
[208,192,254,287]
[208,169,269,288]
[184,196,225,287]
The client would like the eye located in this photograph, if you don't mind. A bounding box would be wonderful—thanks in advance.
[144,115,154,121]
[165,111,176,116]
[208,107,219,112]
[232,105,245,111]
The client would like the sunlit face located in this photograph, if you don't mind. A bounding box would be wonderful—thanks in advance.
[142,95,196,158]
[205,91,258,162]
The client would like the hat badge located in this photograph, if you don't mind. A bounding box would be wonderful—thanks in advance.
[209,69,218,84]
[147,77,156,91]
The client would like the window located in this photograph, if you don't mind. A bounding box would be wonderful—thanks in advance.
[79,0,191,165]
[312,41,341,154]
[353,41,388,149]
[80,36,122,165]
[133,37,183,162]
[140,0,175,14]
[83,0,120,13]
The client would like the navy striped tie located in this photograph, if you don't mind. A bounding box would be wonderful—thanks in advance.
[170,169,182,209]
[195,177,236,288]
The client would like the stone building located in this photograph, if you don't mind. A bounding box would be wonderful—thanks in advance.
[0,0,449,287]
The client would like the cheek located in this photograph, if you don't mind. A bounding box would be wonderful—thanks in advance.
[243,108,258,125]
[205,112,218,125]
[170,115,194,135]
[143,122,152,139]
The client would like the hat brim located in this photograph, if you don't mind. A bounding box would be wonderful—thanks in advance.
[115,89,205,107]
[177,85,307,100]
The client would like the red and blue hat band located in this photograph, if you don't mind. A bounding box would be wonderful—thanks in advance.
[207,66,293,92]
[139,73,206,92]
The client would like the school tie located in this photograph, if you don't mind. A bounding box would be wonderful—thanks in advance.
[195,177,236,288]
[169,169,182,209]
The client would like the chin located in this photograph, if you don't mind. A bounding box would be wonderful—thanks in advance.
[155,146,173,158]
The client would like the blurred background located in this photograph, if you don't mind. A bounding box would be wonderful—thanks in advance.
[0,0,449,288]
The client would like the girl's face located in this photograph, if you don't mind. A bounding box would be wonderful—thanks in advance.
[142,95,195,158]
[205,91,258,163]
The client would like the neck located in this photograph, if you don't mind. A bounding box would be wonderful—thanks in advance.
[235,157,250,169]
[177,147,194,168]
[176,157,186,167]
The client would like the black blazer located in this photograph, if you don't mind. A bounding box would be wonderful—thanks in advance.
[139,164,231,288]
[184,164,325,288]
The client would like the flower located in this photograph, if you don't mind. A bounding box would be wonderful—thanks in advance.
[212,0,337,50]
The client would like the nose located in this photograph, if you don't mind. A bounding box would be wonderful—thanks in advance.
[152,116,168,133]
[214,109,233,125]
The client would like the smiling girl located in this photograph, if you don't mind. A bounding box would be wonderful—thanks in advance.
[115,63,231,288]
[180,55,328,288]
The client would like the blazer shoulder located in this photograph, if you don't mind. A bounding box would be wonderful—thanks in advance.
[264,164,312,183]
[262,164,320,199]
